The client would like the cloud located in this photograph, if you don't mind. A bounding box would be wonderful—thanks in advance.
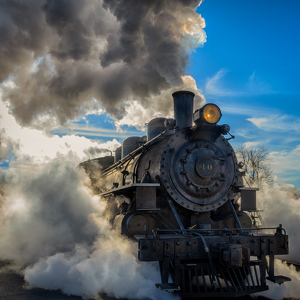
[53,125,140,139]
[205,69,276,97]
[247,115,300,132]
[247,71,276,95]
[269,145,300,184]
[243,141,260,149]
[205,69,238,97]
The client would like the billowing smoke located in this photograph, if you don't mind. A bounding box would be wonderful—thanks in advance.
[0,0,206,130]
[0,155,179,299]
[258,184,300,261]
[256,184,300,299]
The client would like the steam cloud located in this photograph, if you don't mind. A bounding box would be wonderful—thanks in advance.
[257,184,300,299]
[0,2,206,297]
[0,0,206,130]
[0,155,179,299]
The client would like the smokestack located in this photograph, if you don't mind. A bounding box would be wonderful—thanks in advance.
[172,91,195,130]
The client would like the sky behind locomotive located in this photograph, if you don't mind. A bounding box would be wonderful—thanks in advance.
[0,0,300,187]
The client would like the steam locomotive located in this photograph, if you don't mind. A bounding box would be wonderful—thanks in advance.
[80,91,290,298]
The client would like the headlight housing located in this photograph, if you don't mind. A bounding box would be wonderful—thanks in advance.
[193,103,222,125]
[203,104,222,124]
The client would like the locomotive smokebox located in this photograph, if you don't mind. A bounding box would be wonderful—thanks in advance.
[172,91,195,130]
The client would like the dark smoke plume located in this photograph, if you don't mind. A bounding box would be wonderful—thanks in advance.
[0,0,205,128]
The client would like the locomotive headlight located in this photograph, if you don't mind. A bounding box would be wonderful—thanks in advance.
[203,104,222,124]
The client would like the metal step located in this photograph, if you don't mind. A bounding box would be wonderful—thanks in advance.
[267,275,291,285]
[155,283,180,292]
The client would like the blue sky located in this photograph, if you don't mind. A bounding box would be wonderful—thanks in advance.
[191,0,300,187]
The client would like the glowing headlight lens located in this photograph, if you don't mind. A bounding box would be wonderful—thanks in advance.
[203,104,221,124]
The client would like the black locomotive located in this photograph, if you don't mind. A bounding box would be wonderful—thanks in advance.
[80,91,290,298]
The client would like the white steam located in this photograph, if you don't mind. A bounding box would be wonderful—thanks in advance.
[256,184,300,299]
[0,155,178,300]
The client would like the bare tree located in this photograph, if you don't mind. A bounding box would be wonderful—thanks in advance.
[235,145,274,188]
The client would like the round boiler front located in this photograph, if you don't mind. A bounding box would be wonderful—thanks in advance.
[160,130,237,211]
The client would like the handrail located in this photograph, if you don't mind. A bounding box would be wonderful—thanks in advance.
[101,130,168,175]
[151,226,287,235]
